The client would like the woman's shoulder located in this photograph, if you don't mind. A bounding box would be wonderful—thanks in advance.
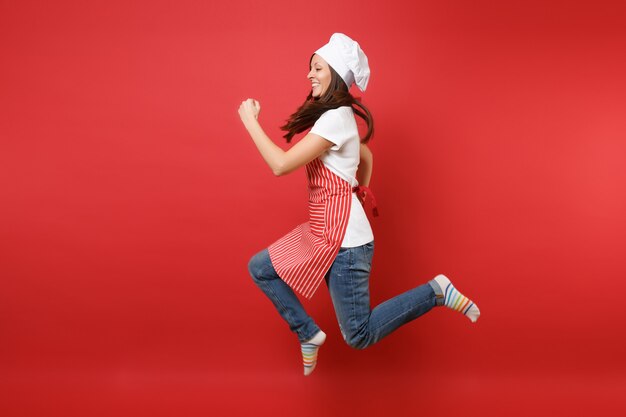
[320,106,353,119]
[311,106,356,135]
[315,106,353,127]
[332,105,353,113]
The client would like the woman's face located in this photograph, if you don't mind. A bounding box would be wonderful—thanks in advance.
[308,54,331,98]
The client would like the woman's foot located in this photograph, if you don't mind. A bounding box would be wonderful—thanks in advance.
[433,274,480,323]
[301,330,326,376]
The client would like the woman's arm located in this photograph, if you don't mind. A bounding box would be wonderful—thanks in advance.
[246,120,333,176]
[356,143,373,187]
[239,99,333,176]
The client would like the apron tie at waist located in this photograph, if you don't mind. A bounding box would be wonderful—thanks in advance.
[352,185,379,217]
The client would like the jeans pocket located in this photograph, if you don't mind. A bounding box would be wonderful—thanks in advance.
[348,246,369,275]
[361,242,374,271]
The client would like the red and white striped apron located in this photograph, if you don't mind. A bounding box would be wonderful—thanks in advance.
[268,157,378,300]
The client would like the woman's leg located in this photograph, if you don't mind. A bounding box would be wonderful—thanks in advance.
[324,241,444,349]
[248,248,321,343]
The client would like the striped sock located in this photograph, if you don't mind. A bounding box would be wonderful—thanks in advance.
[301,330,326,376]
[433,274,480,323]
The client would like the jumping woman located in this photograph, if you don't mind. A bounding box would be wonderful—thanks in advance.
[238,33,480,376]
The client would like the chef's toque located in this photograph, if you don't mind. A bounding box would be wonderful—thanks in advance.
[314,33,370,92]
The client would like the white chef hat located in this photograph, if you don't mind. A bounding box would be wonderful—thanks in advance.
[314,33,370,92]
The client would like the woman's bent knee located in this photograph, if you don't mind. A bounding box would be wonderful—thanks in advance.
[247,251,263,280]
[344,333,370,350]
[248,249,270,282]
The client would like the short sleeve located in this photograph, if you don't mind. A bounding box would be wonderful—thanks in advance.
[310,108,352,150]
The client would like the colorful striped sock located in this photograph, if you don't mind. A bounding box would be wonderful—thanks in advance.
[301,330,326,376]
[434,274,480,323]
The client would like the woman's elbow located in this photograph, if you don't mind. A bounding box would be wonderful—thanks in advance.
[273,163,288,176]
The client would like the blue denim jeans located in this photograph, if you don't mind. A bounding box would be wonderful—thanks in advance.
[247,241,445,349]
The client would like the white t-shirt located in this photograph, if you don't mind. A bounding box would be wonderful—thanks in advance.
[309,106,374,247]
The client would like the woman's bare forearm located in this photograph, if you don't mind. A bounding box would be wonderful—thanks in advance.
[243,117,286,175]
[357,143,373,187]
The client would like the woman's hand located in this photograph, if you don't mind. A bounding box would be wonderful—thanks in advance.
[355,188,366,205]
[238,98,261,127]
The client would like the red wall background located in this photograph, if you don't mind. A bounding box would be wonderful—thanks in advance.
[1,1,625,416]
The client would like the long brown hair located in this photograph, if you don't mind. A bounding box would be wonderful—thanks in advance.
[280,53,374,144]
